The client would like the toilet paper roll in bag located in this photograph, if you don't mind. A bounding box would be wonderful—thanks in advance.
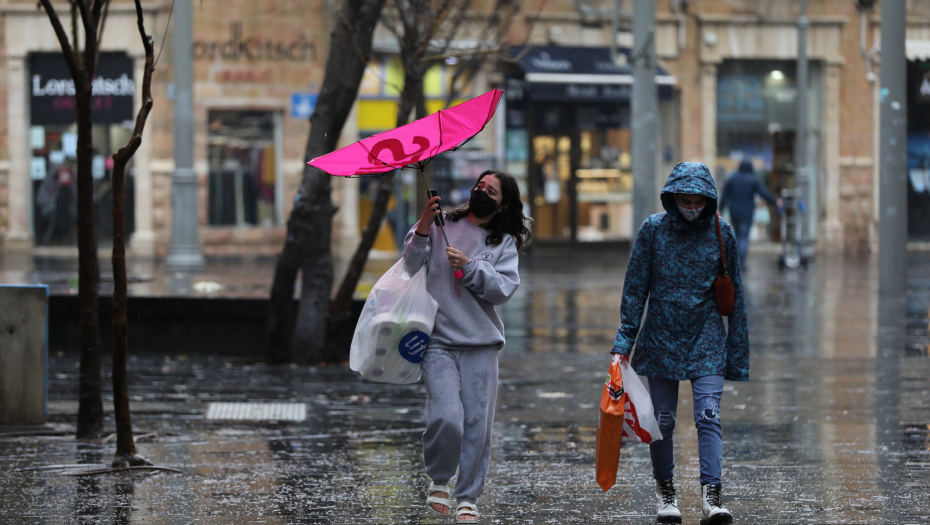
[349,258,438,384]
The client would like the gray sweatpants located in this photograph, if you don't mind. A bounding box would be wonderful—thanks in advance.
[421,345,499,505]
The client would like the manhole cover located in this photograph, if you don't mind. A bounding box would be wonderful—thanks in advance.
[205,402,307,422]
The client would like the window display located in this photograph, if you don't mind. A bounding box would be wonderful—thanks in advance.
[207,110,280,227]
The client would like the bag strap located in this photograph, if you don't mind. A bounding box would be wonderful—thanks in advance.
[715,213,728,277]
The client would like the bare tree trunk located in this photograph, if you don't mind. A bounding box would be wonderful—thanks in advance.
[39,0,106,440]
[111,146,133,461]
[110,0,155,468]
[75,61,103,441]
[267,0,386,364]
[326,30,428,336]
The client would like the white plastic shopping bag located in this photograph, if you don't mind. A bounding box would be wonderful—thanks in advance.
[349,258,438,384]
[618,359,662,444]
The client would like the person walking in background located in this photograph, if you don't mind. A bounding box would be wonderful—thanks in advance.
[611,162,749,525]
[719,159,782,265]
[403,170,532,522]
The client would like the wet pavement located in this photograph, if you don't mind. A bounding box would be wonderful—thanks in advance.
[2,247,930,524]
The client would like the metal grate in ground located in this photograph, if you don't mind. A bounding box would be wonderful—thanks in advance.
[205,402,307,422]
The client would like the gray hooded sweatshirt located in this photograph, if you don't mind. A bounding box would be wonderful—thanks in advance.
[402,217,520,349]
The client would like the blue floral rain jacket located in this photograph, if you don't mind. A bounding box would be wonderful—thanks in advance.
[611,162,749,381]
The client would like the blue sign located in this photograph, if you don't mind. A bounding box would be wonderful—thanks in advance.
[398,330,429,364]
[291,92,317,119]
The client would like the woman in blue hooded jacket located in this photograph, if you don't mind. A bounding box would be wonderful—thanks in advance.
[611,162,748,525]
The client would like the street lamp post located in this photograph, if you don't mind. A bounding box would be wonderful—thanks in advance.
[878,0,908,296]
[165,0,205,272]
[796,0,817,255]
[631,0,658,230]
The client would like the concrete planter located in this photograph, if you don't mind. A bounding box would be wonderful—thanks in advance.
[0,285,48,425]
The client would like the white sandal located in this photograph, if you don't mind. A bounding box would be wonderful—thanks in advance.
[426,483,452,516]
[455,501,479,523]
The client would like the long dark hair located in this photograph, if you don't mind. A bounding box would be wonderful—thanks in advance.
[446,169,533,252]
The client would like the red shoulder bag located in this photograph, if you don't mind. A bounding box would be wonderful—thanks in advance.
[713,213,735,316]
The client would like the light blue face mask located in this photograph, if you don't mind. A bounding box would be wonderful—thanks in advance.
[677,204,705,222]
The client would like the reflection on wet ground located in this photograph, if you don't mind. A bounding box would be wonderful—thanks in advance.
[2,250,929,524]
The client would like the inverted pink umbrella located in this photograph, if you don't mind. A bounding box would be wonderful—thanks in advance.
[308,89,504,248]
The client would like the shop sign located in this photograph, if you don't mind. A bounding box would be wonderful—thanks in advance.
[528,51,572,72]
[526,82,632,103]
[30,52,134,126]
[717,75,764,123]
[217,68,272,82]
[194,22,317,62]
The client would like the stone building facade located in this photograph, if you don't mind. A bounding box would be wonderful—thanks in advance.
[0,0,350,260]
[498,0,930,251]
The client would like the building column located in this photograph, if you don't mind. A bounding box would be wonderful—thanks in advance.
[5,56,32,248]
[700,63,718,170]
[129,55,156,257]
[820,63,843,252]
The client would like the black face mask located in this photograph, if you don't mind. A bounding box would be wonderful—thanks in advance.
[469,189,499,218]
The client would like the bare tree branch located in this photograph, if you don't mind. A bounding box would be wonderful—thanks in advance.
[424,0,471,57]
[69,0,82,65]
[90,0,107,36]
[96,0,111,57]
[421,45,506,62]
[127,0,154,141]
[395,0,417,35]
[378,9,402,39]
[154,0,176,67]
[340,7,373,67]
[419,0,459,56]
[39,0,82,79]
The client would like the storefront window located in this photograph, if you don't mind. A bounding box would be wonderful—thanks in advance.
[576,127,632,241]
[907,59,930,240]
[207,110,281,227]
[29,52,136,247]
[531,134,572,240]
[716,59,805,243]
[717,60,798,168]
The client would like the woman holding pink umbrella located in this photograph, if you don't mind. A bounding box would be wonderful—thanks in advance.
[403,169,532,522]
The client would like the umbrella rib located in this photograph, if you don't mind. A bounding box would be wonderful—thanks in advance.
[413,110,443,172]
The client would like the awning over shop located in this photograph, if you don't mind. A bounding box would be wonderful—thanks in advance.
[906,40,930,61]
[511,45,676,103]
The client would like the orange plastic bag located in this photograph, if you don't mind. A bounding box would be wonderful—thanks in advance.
[595,357,625,492]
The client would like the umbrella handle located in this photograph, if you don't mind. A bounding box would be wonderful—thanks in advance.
[428,189,446,227]
[422,173,450,247]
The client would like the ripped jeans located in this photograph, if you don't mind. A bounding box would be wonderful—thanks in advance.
[647,375,725,486]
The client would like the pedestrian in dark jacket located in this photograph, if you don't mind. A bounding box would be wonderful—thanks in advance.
[611,161,748,525]
[719,159,782,265]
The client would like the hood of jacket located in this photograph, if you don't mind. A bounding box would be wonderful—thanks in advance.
[660,161,718,226]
